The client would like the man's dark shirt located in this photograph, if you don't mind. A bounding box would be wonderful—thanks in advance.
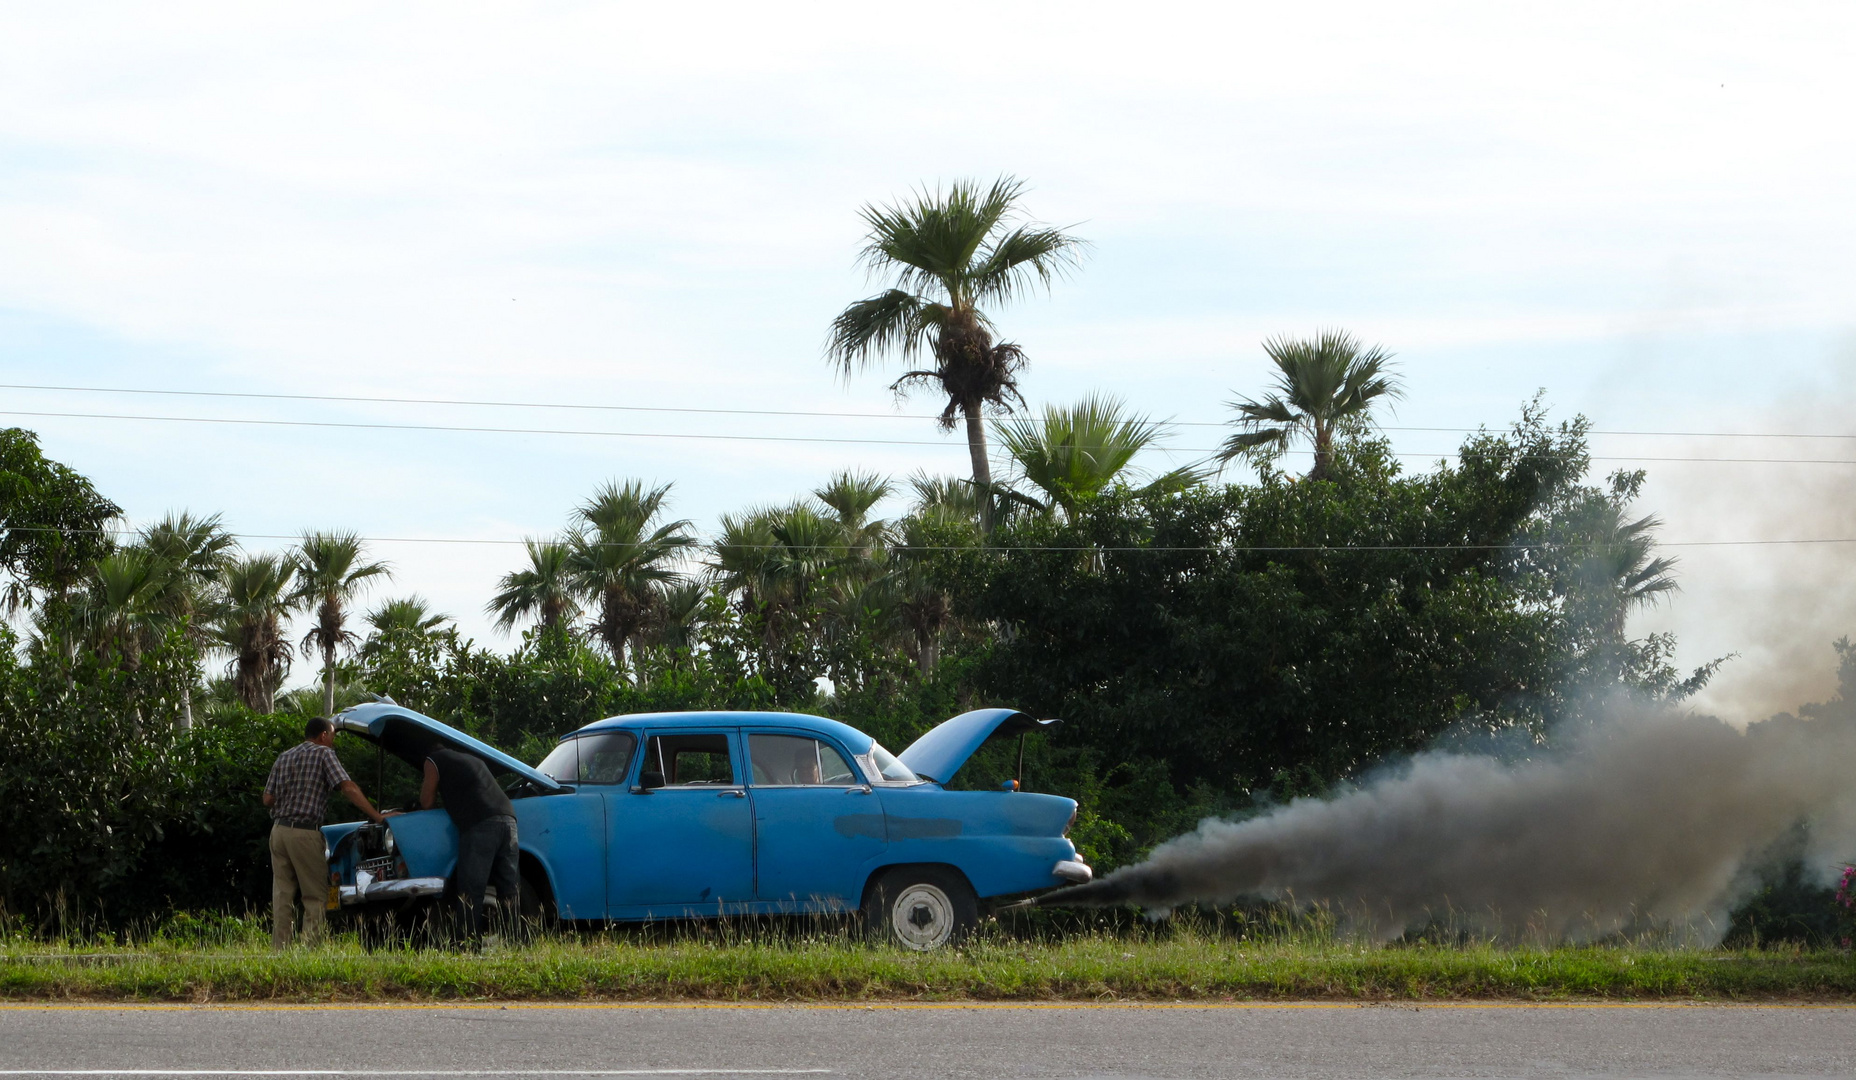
[427,748,515,832]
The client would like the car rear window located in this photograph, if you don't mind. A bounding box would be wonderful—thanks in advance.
[749,734,858,786]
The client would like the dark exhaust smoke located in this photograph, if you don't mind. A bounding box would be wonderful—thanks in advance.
[1042,708,1856,941]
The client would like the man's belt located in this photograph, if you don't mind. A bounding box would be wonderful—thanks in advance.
[274,816,323,830]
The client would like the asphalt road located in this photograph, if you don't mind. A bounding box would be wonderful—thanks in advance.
[0,1003,1852,1079]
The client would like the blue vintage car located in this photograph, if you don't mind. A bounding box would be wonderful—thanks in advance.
[321,703,1091,949]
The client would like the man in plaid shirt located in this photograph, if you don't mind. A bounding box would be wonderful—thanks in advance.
[263,716,389,949]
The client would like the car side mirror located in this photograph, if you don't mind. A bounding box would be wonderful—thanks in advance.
[638,770,665,791]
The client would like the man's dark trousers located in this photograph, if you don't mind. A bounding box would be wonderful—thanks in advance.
[453,814,520,940]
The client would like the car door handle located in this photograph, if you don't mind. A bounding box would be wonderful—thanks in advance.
[846,785,873,795]
[719,789,746,798]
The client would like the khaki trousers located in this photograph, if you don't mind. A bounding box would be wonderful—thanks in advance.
[270,823,329,949]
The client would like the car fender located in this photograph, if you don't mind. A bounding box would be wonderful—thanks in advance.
[872,787,1080,898]
[385,806,578,910]
[857,861,978,909]
[384,808,458,878]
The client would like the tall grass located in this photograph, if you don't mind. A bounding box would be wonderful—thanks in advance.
[2,907,1853,1002]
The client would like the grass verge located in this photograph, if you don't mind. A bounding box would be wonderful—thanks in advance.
[4,933,1855,1003]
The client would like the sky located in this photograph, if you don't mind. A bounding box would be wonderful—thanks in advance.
[3,1,1854,718]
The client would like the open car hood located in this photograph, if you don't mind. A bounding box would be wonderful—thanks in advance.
[332,701,564,792]
[896,708,1061,784]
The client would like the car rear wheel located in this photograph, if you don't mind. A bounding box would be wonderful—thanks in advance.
[863,867,977,951]
[516,870,557,935]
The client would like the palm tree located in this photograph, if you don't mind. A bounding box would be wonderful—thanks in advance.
[826,177,1086,516]
[906,472,1040,533]
[291,531,391,716]
[708,509,781,613]
[486,538,581,634]
[647,580,710,657]
[366,595,451,636]
[814,471,893,562]
[567,481,696,679]
[70,547,171,731]
[1571,505,1680,641]
[909,474,986,526]
[73,547,168,671]
[995,394,1205,518]
[137,511,237,729]
[210,554,296,713]
[138,512,237,596]
[708,504,839,687]
[1218,330,1403,482]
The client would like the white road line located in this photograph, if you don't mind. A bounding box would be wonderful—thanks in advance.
[0,1072,831,1077]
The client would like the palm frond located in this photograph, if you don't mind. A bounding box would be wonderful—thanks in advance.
[826,290,936,374]
[856,177,1023,298]
[576,480,674,537]
[814,470,893,539]
[969,222,1088,307]
[486,538,580,632]
[994,394,1164,517]
[1139,462,1216,497]
[366,595,451,635]
[138,511,237,583]
[1221,330,1401,475]
[1217,424,1296,463]
[290,530,391,607]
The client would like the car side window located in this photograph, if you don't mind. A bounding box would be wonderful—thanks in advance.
[817,742,856,785]
[577,731,636,784]
[641,733,737,786]
[749,734,858,786]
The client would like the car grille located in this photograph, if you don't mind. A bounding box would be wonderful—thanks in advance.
[359,855,398,882]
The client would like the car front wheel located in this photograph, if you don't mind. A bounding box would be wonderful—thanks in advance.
[864,867,977,951]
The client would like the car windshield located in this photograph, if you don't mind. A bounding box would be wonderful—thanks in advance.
[537,731,638,784]
[537,739,577,782]
[869,741,917,783]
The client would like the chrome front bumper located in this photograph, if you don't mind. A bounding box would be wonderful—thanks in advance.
[338,874,446,906]
[1052,859,1093,884]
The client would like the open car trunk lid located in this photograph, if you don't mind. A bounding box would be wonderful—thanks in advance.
[331,701,564,791]
[896,707,1061,784]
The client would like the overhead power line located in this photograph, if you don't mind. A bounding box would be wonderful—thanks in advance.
[5,408,1856,465]
[0,381,1851,440]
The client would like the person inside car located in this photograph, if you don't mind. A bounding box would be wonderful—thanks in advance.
[791,745,821,785]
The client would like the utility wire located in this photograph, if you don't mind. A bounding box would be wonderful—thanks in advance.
[0,382,1850,440]
[5,408,1856,464]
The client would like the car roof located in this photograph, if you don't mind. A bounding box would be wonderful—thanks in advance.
[570,711,876,752]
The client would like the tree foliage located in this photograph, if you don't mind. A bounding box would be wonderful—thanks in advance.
[0,428,120,611]
[0,395,1757,923]
[1219,330,1403,481]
